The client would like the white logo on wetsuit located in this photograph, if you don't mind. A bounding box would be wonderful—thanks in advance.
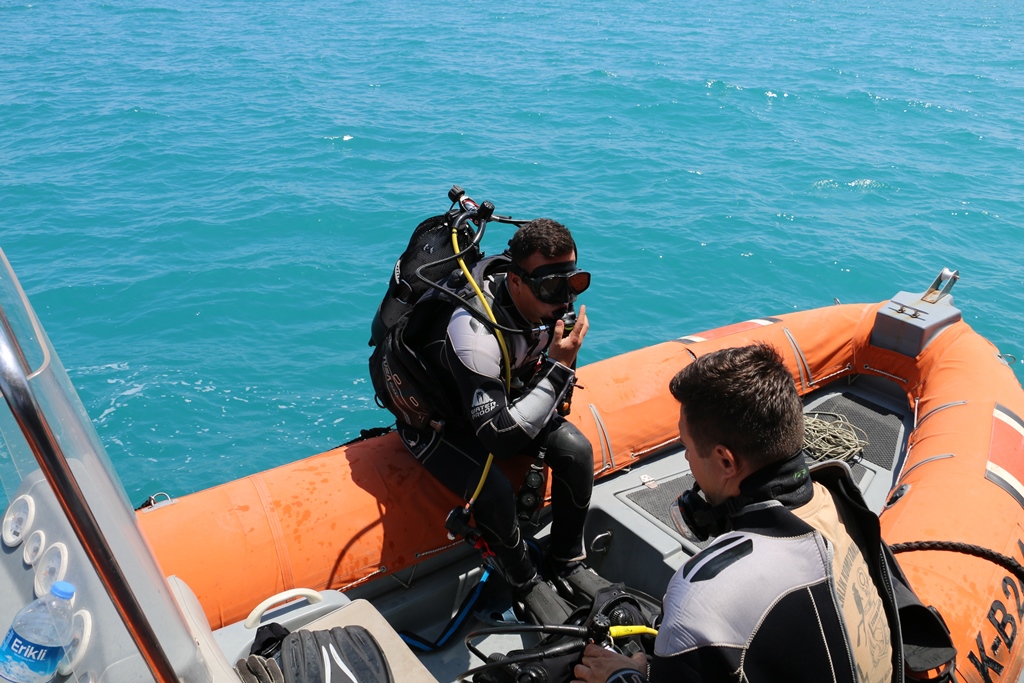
[470,389,497,419]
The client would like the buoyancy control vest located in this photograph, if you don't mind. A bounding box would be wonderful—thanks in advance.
[369,237,514,431]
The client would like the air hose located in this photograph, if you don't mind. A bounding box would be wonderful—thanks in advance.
[608,625,659,639]
[400,567,495,652]
[451,226,512,510]
[458,623,659,681]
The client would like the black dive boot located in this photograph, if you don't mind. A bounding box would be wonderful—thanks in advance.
[504,545,574,625]
[542,554,614,608]
[515,579,575,626]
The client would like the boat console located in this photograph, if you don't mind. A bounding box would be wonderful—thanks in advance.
[0,251,231,682]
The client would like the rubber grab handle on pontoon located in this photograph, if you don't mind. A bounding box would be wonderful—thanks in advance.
[244,588,324,629]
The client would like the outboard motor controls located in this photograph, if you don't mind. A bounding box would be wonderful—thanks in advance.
[870,268,963,358]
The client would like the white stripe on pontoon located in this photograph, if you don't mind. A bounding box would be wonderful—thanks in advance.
[995,408,1024,439]
[987,461,1024,502]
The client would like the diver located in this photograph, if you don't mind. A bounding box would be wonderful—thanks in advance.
[393,218,595,602]
[573,344,956,683]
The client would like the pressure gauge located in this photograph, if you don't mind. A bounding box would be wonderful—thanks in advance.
[2,495,35,547]
[23,529,46,565]
[34,542,69,597]
[57,609,92,676]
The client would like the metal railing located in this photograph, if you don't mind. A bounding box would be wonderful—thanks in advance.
[0,307,180,683]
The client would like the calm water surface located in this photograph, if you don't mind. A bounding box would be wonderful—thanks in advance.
[2,0,1022,501]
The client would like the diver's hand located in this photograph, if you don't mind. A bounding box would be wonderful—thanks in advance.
[548,304,588,366]
[572,643,647,683]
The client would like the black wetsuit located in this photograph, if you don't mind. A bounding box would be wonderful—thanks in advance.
[396,267,594,585]
[607,460,955,683]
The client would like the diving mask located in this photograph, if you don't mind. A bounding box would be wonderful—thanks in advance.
[511,261,591,305]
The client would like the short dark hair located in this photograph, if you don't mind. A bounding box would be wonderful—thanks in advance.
[669,343,804,470]
[508,218,576,267]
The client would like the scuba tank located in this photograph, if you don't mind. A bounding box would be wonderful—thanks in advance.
[461,583,662,683]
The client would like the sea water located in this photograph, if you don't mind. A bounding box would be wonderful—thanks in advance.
[1,0,1022,502]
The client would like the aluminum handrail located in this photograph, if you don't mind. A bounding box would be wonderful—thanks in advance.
[0,308,180,683]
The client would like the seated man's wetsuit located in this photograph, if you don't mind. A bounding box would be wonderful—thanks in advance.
[607,459,954,683]
[396,266,594,586]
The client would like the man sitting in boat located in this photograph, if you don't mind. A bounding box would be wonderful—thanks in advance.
[396,219,595,597]
[576,343,905,683]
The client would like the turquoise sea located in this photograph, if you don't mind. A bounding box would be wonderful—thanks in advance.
[2,0,1022,503]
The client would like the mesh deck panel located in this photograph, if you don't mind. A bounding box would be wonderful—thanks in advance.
[808,393,904,470]
[623,393,896,535]
[623,474,711,548]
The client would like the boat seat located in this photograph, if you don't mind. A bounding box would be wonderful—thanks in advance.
[167,574,244,681]
[296,599,439,683]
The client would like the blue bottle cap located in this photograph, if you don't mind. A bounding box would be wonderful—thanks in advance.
[50,581,75,600]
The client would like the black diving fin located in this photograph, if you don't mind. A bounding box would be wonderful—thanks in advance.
[279,626,394,683]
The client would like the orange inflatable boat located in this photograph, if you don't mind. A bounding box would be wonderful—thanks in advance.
[138,270,1024,682]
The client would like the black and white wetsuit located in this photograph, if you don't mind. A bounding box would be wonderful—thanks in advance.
[607,461,954,683]
[397,266,594,584]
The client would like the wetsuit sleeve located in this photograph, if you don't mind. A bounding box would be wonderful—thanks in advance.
[443,309,574,457]
[647,653,706,682]
[606,669,647,683]
[598,651,715,682]
[607,657,705,683]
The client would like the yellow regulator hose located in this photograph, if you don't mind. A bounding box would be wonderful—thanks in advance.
[452,227,512,508]
[608,625,659,639]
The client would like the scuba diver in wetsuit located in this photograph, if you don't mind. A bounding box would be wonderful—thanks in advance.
[395,218,595,595]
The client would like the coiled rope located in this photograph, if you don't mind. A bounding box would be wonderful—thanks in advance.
[803,412,869,463]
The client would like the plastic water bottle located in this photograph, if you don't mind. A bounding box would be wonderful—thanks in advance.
[0,582,75,683]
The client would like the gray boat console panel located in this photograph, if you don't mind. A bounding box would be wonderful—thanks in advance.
[870,268,963,358]
[1,467,215,682]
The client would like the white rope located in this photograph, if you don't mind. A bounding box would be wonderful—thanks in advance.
[803,412,869,463]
